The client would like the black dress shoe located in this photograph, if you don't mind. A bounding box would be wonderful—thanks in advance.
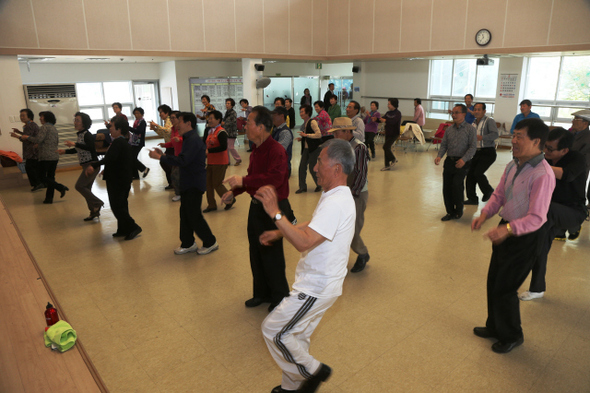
[271,385,296,393]
[453,213,463,220]
[568,230,581,241]
[125,226,142,240]
[473,327,497,339]
[203,207,217,213]
[463,199,478,205]
[245,297,268,308]
[314,186,322,192]
[299,363,332,393]
[295,188,307,194]
[143,167,150,178]
[165,185,174,190]
[43,200,53,204]
[482,190,494,202]
[351,253,370,273]
[491,337,524,354]
[60,186,69,198]
[112,232,126,237]
[441,214,453,221]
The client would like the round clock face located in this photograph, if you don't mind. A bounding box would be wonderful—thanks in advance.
[476,29,491,46]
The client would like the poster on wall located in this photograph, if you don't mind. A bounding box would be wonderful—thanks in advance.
[499,74,518,99]
[190,77,243,121]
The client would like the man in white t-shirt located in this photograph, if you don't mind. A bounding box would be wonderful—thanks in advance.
[254,139,356,393]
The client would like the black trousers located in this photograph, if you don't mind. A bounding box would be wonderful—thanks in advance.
[131,145,146,178]
[528,203,587,292]
[160,147,175,186]
[179,188,216,248]
[465,147,496,202]
[39,160,67,202]
[106,180,138,235]
[383,135,398,166]
[486,220,545,342]
[25,158,41,187]
[365,132,376,157]
[247,198,293,305]
[298,148,319,190]
[443,157,470,216]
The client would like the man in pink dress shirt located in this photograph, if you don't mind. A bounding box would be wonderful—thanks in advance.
[471,118,555,354]
[413,98,426,128]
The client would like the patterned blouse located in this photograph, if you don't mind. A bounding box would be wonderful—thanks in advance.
[313,109,332,136]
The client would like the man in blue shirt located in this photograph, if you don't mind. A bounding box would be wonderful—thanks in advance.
[510,100,540,133]
[149,112,218,256]
[464,94,475,124]
[448,94,475,124]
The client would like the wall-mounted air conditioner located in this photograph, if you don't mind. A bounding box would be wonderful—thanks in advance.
[24,84,80,168]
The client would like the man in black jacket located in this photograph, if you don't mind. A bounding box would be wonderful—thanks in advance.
[86,116,142,240]
[519,128,589,301]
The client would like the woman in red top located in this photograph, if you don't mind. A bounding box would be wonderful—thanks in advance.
[159,111,183,201]
[203,111,234,212]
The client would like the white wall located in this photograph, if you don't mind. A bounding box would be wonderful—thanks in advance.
[0,56,27,154]
[493,57,526,131]
[262,62,353,77]
[158,61,178,109]
[360,60,430,117]
[173,60,242,112]
[19,62,160,84]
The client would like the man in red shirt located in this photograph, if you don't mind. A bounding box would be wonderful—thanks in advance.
[222,106,295,312]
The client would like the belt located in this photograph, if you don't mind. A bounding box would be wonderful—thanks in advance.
[447,156,462,160]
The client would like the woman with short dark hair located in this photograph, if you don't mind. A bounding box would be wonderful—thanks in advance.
[58,112,104,220]
[18,111,68,204]
[203,110,233,212]
[379,98,402,171]
[86,116,142,240]
[223,98,241,166]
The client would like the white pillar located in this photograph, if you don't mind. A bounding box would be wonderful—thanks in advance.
[242,58,263,106]
[494,57,526,132]
[0,56,27,154]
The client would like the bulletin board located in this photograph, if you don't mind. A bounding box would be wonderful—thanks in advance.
[190,77,243,121]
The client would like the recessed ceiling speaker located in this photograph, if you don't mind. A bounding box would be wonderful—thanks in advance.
[256,77,271,89]
[352,66,360,73]
[254,64,265,72]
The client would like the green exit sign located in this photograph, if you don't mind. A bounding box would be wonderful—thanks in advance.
[315,63,322,69]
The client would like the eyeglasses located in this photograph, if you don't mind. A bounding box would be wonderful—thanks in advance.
[544,146,560,152]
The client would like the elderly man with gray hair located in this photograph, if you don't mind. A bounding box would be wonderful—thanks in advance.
[255,138,356,393]
[570,109,590,208]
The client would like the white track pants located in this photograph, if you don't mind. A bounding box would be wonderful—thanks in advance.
[262,290,337,391]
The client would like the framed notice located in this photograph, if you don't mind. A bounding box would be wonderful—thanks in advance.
[190,77,244,121]
[499,74,518,99]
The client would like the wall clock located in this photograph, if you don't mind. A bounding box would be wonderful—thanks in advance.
[476,29,492,46]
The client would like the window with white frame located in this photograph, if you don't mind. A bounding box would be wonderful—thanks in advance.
[428,58,500,120]
[523,55,590,127]
[76,82,134,133]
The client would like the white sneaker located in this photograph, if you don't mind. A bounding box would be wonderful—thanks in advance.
[197,241,219,255]
[172,195,181,202]
[519,291,544,301]
[174,243,198,255]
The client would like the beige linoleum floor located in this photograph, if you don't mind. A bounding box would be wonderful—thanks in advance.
[2,138,590,393]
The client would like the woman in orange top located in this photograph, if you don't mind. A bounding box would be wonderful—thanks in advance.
[203,111,234,212]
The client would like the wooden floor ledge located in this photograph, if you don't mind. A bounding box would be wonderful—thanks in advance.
[0,194,108,393]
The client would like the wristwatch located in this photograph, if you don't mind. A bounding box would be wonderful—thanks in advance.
[506,223,513,236]
[273,211,283,222]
